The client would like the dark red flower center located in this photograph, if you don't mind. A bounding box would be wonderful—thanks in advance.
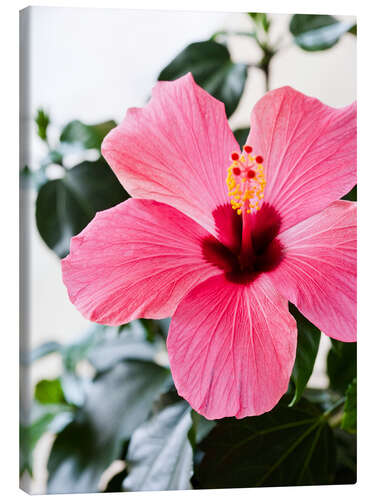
[203,203,284,285]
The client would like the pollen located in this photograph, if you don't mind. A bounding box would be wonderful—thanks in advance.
[226,145,266,214]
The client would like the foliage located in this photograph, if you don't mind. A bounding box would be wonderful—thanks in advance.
[21,11,356,493]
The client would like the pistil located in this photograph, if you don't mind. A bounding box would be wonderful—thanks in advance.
[226,145,266,267]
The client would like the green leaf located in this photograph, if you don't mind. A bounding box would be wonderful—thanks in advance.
[35,108,50,141]
[248,13,270,32]
[123,401,193,491]
[36,157,129,258]
[158,41,248,118]
[195,398,336,488]
[47,360,170,493]
[20,404,73,476]
[88,321,167,372]
[327,340,357,394]
[60,119,116,150]
[334,428,356,483]
[26,341,61,364]
[290,14,355,51]
[233,127,250,148]
[349,24,357,36]
[341,379,356,433]
[35,379,65,405]
[289,304,321,406]
[342,185,357,201]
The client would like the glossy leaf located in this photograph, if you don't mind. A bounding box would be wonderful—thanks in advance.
[290,14,355,51]
[36,157,129,258]
[327,340,357,394]
[47,360,170,494]
[60,119,116,150]
[123,401,193,491]
[233,127,250,148]
[289,304,321,406]
[341,379,356,433]
[196,398,336,488]
[158,40,247,118]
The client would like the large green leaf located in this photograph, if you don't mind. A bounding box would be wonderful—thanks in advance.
[123,401,193,491]
[290,14,355,51]
[36,157,129,258]
[196,398,336,488]
[341,378,356,433]
[47,360,170,493]
[158,40,248,118]
[327,339,357,394]
[60,119,116,151]
[289,304,321,406]
[334,428,356,484]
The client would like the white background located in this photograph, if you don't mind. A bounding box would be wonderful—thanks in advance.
[1,0,373,499]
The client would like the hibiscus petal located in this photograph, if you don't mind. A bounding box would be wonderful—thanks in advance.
[268,201,356,342]
[62,199,221,325]
[101,73,239,243]
[167,274,297,419]
[248,86,356,231]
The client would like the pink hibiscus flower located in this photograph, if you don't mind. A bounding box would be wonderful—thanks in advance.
[62,74,356,419]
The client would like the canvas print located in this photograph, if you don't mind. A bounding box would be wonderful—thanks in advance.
[19,7,357,494]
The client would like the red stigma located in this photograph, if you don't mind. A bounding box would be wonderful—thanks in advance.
[256,155,264,164]
[231,152,240,161]
[233,167,241,176]
[247,169,255,179]
[244,145,252,154]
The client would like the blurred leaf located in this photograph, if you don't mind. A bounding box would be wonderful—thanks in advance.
[290,14,355,51]
[35,379,65,405]
[27,341,62,364]
[248,12,270,32]
[20,404,73,476]
[47,360,170,493]
[60,119,116,151]
[327,340,357,394]
[36,157,129,258]
[123,401,193,491]
[341,379,356,433]
[289,304,321,406]
[233,127,250,148]
[342,185,357,201]
[349,24,357,36]
[158,41,247,118]
[196,398,336,488]
[35,108,50,141]
[88,321,166,372]
[61,325,107,372]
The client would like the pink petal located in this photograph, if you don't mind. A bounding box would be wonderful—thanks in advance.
[167,274,297,419]
[62,199,221,325]
[268,201,356,342]
[102,74,239,247]
[248,86,356,231]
